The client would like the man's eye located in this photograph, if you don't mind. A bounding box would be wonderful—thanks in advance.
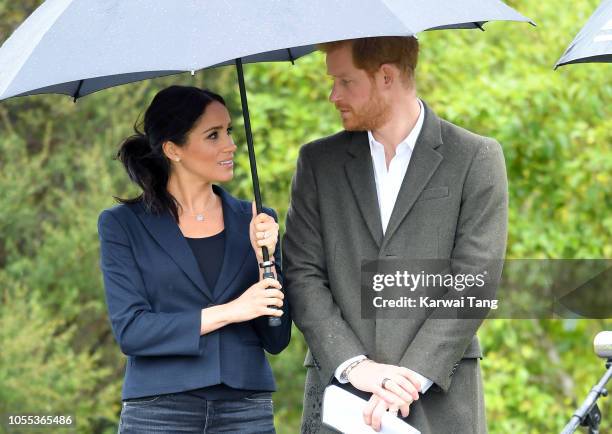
[208,132,218,139]
[341,79,351,86]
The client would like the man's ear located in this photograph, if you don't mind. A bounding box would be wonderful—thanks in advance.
[380,64,398,88]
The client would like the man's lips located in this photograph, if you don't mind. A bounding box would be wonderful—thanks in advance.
[336,106,352,114]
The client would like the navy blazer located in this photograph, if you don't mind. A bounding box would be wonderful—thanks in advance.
[98,185,291,399]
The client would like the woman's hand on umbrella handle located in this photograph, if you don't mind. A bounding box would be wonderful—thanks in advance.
[249,201,279,261]
[226,278,284,323]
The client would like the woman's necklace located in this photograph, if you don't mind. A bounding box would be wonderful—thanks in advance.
[181,194,218,222]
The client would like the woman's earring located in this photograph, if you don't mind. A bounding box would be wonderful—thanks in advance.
[175,158,181,162]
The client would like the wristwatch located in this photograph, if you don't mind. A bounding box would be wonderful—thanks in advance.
[340,357,368,383]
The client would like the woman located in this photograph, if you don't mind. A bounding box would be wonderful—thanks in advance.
[98,85,291,433]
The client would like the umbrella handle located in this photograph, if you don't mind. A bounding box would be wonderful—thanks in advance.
[235,58,281,327]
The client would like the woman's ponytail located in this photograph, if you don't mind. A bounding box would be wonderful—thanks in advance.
[115,130,173,215]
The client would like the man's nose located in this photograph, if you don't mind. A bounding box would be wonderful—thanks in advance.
[329,83,340,103]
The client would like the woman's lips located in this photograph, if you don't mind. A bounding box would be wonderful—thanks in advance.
[218,159,234,167]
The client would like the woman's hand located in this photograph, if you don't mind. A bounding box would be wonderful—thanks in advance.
[249,202,279,263]
[226,278,284,323]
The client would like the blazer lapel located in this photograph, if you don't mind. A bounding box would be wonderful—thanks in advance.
[381,102,444,250]
[211,186,251,299]
[132,202,214,300]
[345,132,384,248]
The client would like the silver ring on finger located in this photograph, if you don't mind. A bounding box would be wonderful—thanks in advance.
[381,377,392,390]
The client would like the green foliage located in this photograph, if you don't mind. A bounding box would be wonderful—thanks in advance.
[0,286,118,433]
[0,0,610,433]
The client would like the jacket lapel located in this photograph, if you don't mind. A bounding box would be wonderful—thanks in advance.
[345,132,384,248]
[132,202,214,300]
[211,185,251,299]
[381,102,443,250]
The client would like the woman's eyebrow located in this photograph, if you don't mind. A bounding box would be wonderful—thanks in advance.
[203,125,222,134]
[203,123,232,134]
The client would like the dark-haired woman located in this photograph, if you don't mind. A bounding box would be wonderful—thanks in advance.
[98,85,291,433]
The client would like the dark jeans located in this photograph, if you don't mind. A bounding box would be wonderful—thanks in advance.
[118,391,275,433]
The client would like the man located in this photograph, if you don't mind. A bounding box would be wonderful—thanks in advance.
[283,37,507,433]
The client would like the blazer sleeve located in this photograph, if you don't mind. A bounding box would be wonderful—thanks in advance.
[251,207,292,355]
[98,209,202,357]
[399,138,508,392]
[283,145,367,383]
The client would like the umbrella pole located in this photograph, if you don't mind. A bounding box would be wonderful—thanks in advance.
[235,58,281,327]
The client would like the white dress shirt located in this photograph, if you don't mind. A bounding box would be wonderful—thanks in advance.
[334,99,433,394]
[369,99,424,233]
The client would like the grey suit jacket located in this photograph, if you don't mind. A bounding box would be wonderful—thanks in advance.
[283,102,508,434]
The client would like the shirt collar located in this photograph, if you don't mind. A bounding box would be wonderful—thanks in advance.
[368,98,425,156]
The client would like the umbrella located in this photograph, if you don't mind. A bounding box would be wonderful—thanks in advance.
[0,0,533,200]
[555,0,612,68]
[0,0,533,325]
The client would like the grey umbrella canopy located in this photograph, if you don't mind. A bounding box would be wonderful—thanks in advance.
[0,0,533,100]
[555,0,612,68]
[0,1,533,318]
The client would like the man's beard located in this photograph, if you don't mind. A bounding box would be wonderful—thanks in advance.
[340,88,391,131]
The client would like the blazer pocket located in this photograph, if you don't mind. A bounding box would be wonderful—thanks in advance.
[416,186,449,202]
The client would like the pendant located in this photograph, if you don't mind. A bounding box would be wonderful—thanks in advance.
[195,214,205,221]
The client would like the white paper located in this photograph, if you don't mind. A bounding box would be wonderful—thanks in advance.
[322,385,421,434]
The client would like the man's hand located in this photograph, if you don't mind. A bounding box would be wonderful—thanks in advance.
[363,394,411,432]
[348,360,421,429]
